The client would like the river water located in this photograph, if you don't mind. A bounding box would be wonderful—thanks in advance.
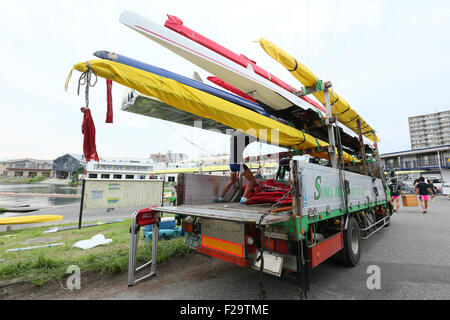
[0,183,81,209]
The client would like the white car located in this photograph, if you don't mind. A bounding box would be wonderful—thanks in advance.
[442,184,450,196]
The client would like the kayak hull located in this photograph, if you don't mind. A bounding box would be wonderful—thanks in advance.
[0,215,63,225]
[94,50,271,117]
[119,11,322,115]
[259,38,378,143]
[71,59,359,163]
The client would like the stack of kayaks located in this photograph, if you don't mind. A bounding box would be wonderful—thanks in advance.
[117,11,375,154]
[70,59,358,163]
[163,14,327,115]
[162,14,377,144]
[94,51,271,118]
[69,11,379,164]
[118,11,323,116]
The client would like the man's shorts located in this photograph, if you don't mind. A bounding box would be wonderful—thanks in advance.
[230,163,249,173]
[420,195,430,201]
[391,196,400,200]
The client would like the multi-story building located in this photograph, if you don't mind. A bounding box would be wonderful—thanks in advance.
[4,158,53,178]
[85,157,165,180]
[150,151,188,165]
[149,153,168,164]
[381,144,450,183]
[409,110,450,149]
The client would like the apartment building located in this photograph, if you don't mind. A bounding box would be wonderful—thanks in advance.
[409,110,450,149]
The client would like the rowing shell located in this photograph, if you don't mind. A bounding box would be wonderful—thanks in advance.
[0,215,63,225]
[258,38,378,143]
[119,11,324,116]
[94,50,272,118]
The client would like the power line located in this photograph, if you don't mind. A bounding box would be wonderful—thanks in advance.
[162,122,224,160]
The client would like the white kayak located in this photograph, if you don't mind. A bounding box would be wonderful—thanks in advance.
[119,11,323,115]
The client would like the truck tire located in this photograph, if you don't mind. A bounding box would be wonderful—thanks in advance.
[340,216,361,267]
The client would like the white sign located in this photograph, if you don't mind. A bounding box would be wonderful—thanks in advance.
[83,179,163,209]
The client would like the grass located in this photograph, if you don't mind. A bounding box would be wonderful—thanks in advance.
[0,176,49,184]
[0,219,193,286]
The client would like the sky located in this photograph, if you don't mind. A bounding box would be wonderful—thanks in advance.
[1,0,450,161]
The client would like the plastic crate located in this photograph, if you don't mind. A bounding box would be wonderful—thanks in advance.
[143,217,176,232]
[143,227,184,242]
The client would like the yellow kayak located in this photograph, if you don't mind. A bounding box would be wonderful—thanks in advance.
[0,215,63,225]
[259,38,378,143]
[69,60,359,163]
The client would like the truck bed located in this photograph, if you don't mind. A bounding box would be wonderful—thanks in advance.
[154,202,291,225]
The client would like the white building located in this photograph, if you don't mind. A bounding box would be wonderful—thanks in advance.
[85,157,165,180]
[409,110,450,149]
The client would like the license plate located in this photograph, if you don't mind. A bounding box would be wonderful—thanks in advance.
[253,251,284,277]
[185,233,201,249]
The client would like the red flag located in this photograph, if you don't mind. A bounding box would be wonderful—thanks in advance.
[81,107,99,163]
[106,79,113,123]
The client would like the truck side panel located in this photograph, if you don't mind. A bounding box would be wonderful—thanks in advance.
[298,161,387,216]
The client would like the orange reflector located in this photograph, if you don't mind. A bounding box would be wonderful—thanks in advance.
[202,236,244,257]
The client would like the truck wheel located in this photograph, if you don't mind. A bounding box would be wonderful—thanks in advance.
[340,217,361,267]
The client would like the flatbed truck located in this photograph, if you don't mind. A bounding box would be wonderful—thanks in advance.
[128,81,393,296]
[150,158,392,294]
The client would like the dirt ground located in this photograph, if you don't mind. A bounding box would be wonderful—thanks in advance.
[0,254,229,300]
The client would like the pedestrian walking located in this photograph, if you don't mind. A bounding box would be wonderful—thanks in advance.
[415,177,434,214]
[388,178,403,213]
[427,179,438,201]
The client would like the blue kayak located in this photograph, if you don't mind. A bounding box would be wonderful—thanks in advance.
[94,50,272,117]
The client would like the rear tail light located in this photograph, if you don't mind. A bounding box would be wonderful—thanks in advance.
[263,238,275,252]
[263,238,289,255]
[136,207,158,226]
[182,222,193,233]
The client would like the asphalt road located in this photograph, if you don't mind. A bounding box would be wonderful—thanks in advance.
[3,197,449,300]
[110,196,450,300]
[0,202,141,231]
